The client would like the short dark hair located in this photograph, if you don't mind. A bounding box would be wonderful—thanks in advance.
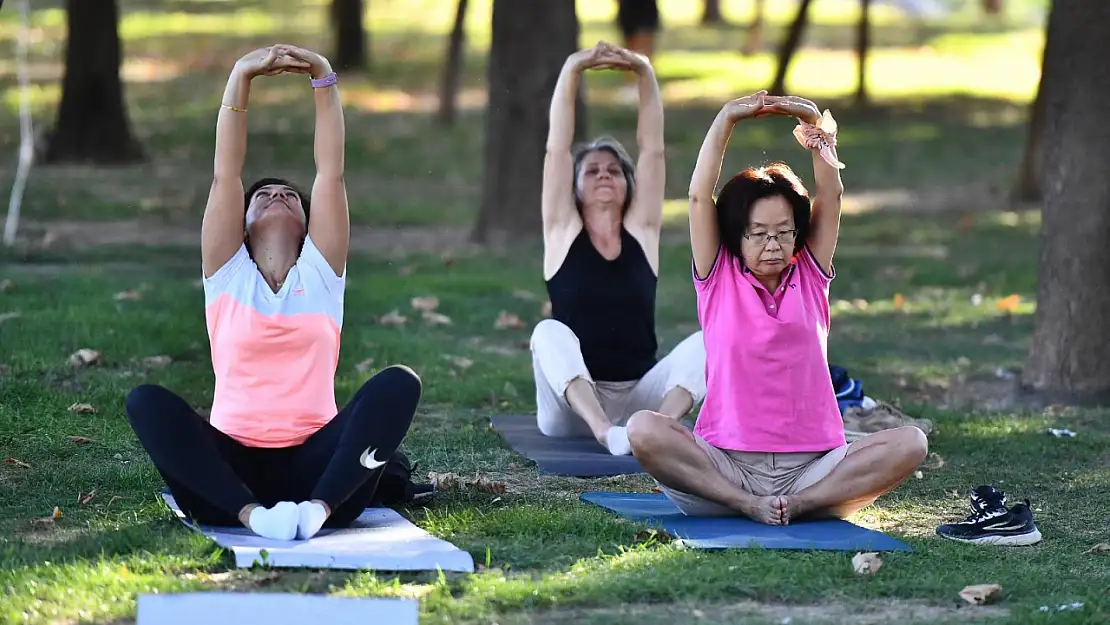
[715,162,811,261]
[571,136,636,214]
[244,177,311,224]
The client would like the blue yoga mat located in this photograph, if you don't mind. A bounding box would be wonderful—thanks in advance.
[582,492,911,552]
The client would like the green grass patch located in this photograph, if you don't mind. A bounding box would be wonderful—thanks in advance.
[2,209,1108,624]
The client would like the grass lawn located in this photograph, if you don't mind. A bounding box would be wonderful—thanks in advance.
[2,0,1109,623]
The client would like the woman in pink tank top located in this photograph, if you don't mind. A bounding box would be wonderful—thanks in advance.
[625,91,928,525]
[123,45,426,542]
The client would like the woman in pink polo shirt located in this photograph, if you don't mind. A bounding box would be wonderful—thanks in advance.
[124,45,422,541]
[626,91,928,525]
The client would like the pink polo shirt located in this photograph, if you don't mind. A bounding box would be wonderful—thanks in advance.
[202,236,345,448]
[692,246,846,452]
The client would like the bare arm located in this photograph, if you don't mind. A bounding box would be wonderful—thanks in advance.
[689,93,767,279]
[624,56,665,235]
[766,97,844,273]
[804,127,845,274]
[291,48,349,277]
[201,47,309,278]
[542,54,588,240]
[200,68,251,278]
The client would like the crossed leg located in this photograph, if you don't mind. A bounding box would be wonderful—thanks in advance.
[626,410,928,525]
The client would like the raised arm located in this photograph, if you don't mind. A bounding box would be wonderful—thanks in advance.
[285,46,348,277]
[620,48,665,236]
[689,92,768,279]
[542,47,598,240]
[201,47,309,278]
[765,96,845,274]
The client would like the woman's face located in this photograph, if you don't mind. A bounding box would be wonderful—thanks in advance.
[741,194,797,276]
[576,149,628,211]
[245,184,307,239]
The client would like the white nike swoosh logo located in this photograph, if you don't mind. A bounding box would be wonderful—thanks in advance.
[359,447,387,470]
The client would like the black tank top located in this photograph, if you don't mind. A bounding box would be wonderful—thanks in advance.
[546,227,658,381]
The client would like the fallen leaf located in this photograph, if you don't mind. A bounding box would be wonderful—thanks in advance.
[634,529,673,544]
[0,311,20,323]
[355,358,375,374]
[445,355,473,370]
[67,435,98,445]
[921,452,945,470]
[422,311,452,325]
[410,296,440,312]
[1082,543,1110,555]
[540,300,552,317]
[996,294,1021,312]
[52,506,63,520]
[959,583,1002,605]
[142,355,173,368]
[892,294,905,310]
[473,475,506,494]
[79,489,98,505]
[852,552,883,575]
[379,310,407,326]
[3,457,31,469]
[0,279,13,292]
[68,402,97,414]
[494,311,525,330]
[428,471,460,491]
[113,290,142,301]
[914,470,923,479]
[68,348,102,367]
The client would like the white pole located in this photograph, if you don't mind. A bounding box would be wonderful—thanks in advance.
[4,0,34,247]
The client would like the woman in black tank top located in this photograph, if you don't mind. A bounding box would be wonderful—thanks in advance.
[529,42,707,456]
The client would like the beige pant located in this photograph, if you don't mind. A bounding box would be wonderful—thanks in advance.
[529,319,707,437]
[660,433,851,516]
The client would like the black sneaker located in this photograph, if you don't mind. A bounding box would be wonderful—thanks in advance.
[410,482,436,504]
[936,485,1042,546]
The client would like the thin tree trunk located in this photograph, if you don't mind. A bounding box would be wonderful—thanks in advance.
[473,0,581,245]
[437,0,469,126]
[854,0,872,105]
[331,0,368,71]
[1022,0,1110,404]
[742,0,765,56]
[42,0,143,164]
[768,0,815,95]
[701,0,724,25]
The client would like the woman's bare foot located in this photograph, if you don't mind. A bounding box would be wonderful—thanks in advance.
[737,494,787,525]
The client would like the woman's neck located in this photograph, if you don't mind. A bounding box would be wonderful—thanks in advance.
[250,236,300,292]
[582,206,622,241]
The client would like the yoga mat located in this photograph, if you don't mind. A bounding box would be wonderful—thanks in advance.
[161,492,474,572]
[582,492,912,552]
[490,413,683,477]
[137,592,418,625]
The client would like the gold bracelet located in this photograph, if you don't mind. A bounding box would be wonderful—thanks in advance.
[221,103,247,113]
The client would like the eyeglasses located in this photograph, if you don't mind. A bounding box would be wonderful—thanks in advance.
[743,229,798,246]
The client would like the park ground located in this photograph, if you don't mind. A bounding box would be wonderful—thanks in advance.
[2,0,1109,623]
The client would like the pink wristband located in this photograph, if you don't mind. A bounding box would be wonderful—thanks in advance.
[311,72,338,89]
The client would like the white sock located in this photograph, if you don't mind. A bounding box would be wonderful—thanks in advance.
[296,501,328,540]
[247,501,298,540]
[606,426,632,456]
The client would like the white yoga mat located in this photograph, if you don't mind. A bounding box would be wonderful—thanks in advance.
[162,492,473,572]
[137,592,418,625]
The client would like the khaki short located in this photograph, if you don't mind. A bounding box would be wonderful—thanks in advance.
[659,434,851,516]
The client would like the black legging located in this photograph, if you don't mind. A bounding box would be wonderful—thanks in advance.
[126,365,421,528]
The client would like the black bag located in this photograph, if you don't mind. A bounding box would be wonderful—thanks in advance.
[369,448,429,507]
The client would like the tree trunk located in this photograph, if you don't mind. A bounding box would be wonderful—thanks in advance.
[1022,0,1110,404]
[42,0,143,164]
[854,0,872,105]
[437,0,469,126]
[701,0,724,25]
[768,0,814,95]
[331,0,368,71]
[472,0,582,245]
[1013,59,1047,203]
[741,0,765,57]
